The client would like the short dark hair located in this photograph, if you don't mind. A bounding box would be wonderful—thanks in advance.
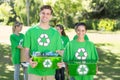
[74,22,87,31]
[40,5,53,14]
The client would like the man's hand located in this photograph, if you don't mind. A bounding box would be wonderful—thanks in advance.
[56,50,64,56]
[29,58,38,68]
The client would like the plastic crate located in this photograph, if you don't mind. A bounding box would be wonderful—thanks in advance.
[67,62,97,76]
[32,56,62,69]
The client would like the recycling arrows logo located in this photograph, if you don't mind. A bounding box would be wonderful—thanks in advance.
[19,39,23,46]
[75,48,88,60]
[77,64,89,75]
[43,59,52,68]
[37,34,50,46]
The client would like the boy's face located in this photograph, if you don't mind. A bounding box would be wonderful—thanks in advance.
[76,25,86,39]
[40,9,52,23]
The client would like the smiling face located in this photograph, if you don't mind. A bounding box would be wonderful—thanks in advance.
[39,9,52,23]
[76,25,86,39]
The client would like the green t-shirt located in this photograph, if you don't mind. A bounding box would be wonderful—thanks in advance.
[63,40,99,80]
[24,25,63,76]
[61,35,69,47]
[10,33,24,64]
[73,34,89,40]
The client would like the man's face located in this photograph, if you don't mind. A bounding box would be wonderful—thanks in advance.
[40,9,52,23]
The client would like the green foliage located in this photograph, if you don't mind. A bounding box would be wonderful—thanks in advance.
[79,19,118,31]
[116,19,120,30]
[0,3,13,25]
[14,0,42,26]
[0,0,120,29]
[98,19,116,31]
[53,0,83,27]
[92,19,99,30]
[90,0,120,18]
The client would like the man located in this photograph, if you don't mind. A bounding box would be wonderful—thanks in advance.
[24,5,63,80]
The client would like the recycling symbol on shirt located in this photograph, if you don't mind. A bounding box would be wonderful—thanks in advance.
[37,34,50,46]
[43,59,52,68]
[75,48,88,60]
[77,64,89,75]
[19,39,23,46]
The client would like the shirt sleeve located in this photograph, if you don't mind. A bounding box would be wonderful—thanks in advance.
[63,42,70,62]
[91,43,99,63]
[56,32,64,50]
[10,35,18,49]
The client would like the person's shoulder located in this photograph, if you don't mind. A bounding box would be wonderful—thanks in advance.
[19,33,24,35]
[19,33,24,37]
[50,27,60,34]
[86,40,94,45]
[10,33,14,38]
[69,40,76,44]
[26,25,38,32]
[50,27,57,31]
[10,33,16,39]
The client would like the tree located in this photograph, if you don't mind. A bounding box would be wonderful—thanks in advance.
[53,0,83,27]
[0,2,13,25]
[90,0,120,18]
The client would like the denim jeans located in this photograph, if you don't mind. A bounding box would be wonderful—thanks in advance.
[22,66,28,80]
[14,64,28,80]
[14,64,20,80]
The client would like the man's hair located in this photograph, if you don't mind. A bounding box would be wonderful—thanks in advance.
[40,5,53,14]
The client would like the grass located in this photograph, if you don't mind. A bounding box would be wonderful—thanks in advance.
[0,44,23,80]
[0,26,120,80]
[95,43,120,80]
[0,42,120,80]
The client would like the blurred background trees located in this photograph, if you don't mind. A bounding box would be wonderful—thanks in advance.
[0,0,120,31]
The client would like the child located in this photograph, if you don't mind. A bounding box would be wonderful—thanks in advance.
[10,21,27,80]
[63,22,99,80]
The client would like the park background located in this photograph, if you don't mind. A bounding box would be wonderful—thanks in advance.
[0,0,120,80]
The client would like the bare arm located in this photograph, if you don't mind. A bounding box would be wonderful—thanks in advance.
[24,48,38,68]
[24,48,30,62]
[56,50,64,56]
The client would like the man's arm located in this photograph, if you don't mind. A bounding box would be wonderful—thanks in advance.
[24,48,38,68]
[24,48,30,62]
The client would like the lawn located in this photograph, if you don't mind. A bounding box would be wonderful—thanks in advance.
[0,26,120,80]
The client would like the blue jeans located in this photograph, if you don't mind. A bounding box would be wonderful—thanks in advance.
[14,64,28,80]
[14,64,20,80]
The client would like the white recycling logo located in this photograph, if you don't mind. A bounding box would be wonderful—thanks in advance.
[75,48,88,60]
[43,59,52,68]
[37,34,50,46]
[19,39,23,46]
[77,64,89,75]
